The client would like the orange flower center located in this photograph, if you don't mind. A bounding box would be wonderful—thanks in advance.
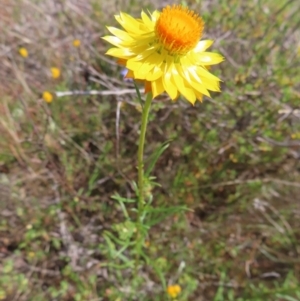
[155,5,204,55]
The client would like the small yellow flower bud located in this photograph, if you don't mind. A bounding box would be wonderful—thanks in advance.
[43,91,53,103]
[50,67,60,79]
[73,39,81,47]
[167,284,181,298]
[19,47,28,58]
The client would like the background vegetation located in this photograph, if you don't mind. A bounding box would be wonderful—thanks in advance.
[0,0,300,300]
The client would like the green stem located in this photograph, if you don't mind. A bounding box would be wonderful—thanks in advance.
[135,92,152,267]
[137,92,152,216]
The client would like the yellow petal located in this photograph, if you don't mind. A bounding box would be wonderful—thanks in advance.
[171,66,185,93]
[194,52,224,65]
[106,27,133,42]
[129,47,158,61]
[141,11,154,29]
[163,72,178,100]
[151,10,160,22]
[196,66,221,82]
[194,40,214,52]
[102,36,124,47]
[189,80,211,97]
[116,12,145,34]
[151,78,164,97]
[129,34,154,44]
[172,69,196,104]
[129,43,155,57]
[127,60,142,71]
[135,62,156,78]
[146,65,163,81]
[133,51,163,78]
[190,66,221,92]
[106,47,133,58]
[194,91,203,102]
[199,75,221,91]
[179,85,197,104]
[187,68,211,96]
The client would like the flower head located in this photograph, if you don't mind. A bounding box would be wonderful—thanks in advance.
[103,5,223,104]
[51,67,60,79]
[42,91,53,103]
[19,47,28,58]
[73,39,81,47]
[167,284,181,298]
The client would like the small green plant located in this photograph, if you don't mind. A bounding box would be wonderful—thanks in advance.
[100,3,224,298]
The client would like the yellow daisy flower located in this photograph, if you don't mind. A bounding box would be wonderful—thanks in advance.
[167,284,181,298]
[42,91,53,103]
[103,4,223,104]
[73,39,81,47]
[50,67,60,79]
[19,47,28,58]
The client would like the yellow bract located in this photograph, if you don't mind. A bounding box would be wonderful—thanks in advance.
[103,5,223,105]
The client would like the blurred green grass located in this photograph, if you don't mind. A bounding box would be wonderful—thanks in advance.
[1,0,300,300]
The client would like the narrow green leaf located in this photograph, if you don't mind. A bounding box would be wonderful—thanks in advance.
[145,140,171,177]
